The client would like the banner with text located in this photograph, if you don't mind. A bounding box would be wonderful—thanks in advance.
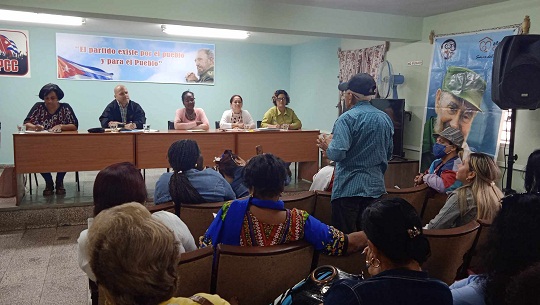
[420,28,518,171]
[56,33,215,84]
[0,29,30,77]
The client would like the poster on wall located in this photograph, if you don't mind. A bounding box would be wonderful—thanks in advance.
[0,29,30,77]
[420,28,519,171]
[56,33,215,84]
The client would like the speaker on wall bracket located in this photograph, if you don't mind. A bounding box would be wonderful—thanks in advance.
[492,34,540,110]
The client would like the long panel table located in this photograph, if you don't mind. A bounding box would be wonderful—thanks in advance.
[13,129,320,203]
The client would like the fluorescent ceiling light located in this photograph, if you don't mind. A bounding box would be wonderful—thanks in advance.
[161,24,249,40]
[0,9,85,26]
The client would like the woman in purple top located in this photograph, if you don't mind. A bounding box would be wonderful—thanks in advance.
[23,83,79,196]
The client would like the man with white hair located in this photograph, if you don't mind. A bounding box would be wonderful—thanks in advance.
[318,73,394,234]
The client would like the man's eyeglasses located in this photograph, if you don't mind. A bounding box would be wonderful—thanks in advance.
[275,97,286,102]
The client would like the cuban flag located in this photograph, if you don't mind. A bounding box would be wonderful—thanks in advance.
[57,56,114,80]
[0,34,20,57]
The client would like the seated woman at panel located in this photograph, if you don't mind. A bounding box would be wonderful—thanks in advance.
[201,153,365,256]
[426,152,503,229]
[214,150,249,198]
[154,140,235,206]
[450,193,540,305]
[78,162,196,282]
[88,202,232,305]
[174,90,210,130]
[23,83,79,196]
[324,198,452,305]
[219,94,256,129]
[525,149,540,193]
[261,89,302,129]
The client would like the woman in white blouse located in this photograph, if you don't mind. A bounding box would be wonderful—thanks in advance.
[219,94,256,129]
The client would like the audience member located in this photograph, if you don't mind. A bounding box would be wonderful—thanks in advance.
[324,198,452,305]
[414,127,463,193]
[201,153,366,255]
[174,90,210,130]
[87,202,231,305]
[78,162,196,282]
[505,262,540,305]
[23,83,79,196]
[525,149,540,193]
[426,152,503,229]
[450,193,540,305]
[214,149,249,198]
[261,89,302,129]
[99,84,146,130]
[219,94,256,129]
[309,160,335,192]
[317,73,393,234]
[154,140,235,206]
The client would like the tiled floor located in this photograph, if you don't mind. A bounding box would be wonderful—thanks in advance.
[0,225,88,305]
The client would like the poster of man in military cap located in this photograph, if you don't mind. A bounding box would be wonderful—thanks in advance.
[421,28,519,171]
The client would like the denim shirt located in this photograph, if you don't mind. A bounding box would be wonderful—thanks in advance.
[324,269,452,305]
[231,167,249,198]
[154,169,235,204]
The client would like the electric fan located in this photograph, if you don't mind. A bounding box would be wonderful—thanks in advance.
[377,60,405,99]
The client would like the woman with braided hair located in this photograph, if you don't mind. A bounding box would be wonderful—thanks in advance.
[154,140,235,212]
[426,152,503,229]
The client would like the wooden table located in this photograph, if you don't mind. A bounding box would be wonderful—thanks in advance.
[136,130,236,169]
[13,129,320,203]
[13,132,136,204]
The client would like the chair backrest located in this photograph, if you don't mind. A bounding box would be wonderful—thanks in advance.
[313,191,332,225]
[382,184,429,217]
[175,247,214,297]
[168,120,174,130]
[181,201,226,241]
[215,121,220,129]
[314,250,369,278]
[213,240,314,305]
[421,190,448,226]
[422,220,480,285]
[281,191,316,214]
[146,202,175,214]
[458,219,492,277]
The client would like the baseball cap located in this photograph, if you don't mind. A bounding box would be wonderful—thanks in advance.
[434,127,464,147]
[338,73,376,95]
[442,66,486,112]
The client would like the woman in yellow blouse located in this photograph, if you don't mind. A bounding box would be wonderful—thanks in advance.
[261,90,302,129]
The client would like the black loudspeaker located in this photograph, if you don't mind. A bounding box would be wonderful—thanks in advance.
[492,34,540,110]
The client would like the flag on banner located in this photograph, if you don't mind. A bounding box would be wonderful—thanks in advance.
[0,34,20,57]
[57,56,114,80]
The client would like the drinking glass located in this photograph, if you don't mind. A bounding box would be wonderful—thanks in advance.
[110,122,118,133]
[281,124,289,131]
[18,125,26,134]
[143,124,151,133]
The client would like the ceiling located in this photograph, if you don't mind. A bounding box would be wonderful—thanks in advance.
[0,0,507,46]
[261,0,507,18]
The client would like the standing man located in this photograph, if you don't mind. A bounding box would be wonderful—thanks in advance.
[185,49,214,83]
[318,73,393,234]
[99,85,146,130]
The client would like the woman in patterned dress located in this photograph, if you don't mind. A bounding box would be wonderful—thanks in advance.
[201,153,366,256]
[219,94,256,129]
[23,83,79,196]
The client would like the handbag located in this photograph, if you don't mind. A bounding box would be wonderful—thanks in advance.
[272,265,364,305]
